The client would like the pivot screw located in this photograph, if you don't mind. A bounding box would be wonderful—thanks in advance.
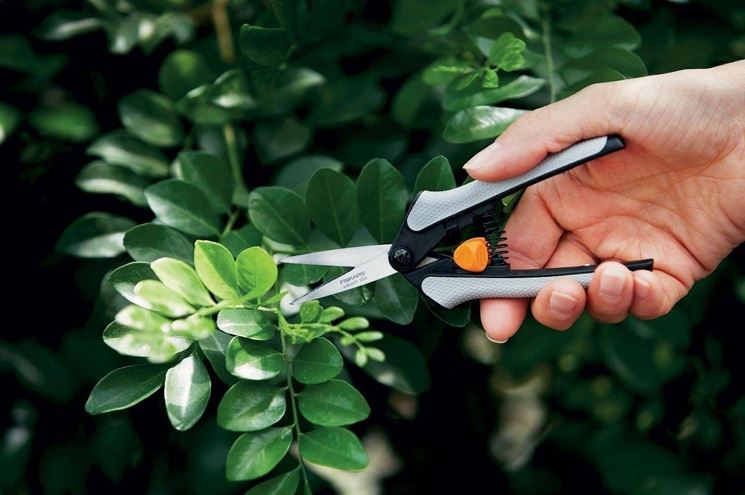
[391,247,413,268]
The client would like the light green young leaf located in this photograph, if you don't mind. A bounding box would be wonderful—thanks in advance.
[443,106,525,143]
[299,428,368,470]
[175,151,233,214]
[87,130,170,177]
[115,305,170,332]
[373,274,419,325]
[158,50,213,100]
[118,89,183,147]
[164,352,211,431]
[248,187,310,245]
[338,317,369,331]
[293,338,343,384]
[486,32,526,70]
[226,427,293,481]
[413,155,456,194]
[253,117,311,164]
[364,347,385,362]
[194,240,238,300]
[75,161,149,206]
[103,321,191,359]
[320,306,345,323]
[124,223,194,264]
[239,25,291,67]
[226,337,283,380]
[298,380,370,426]
[170,316,215,340]
[109,261,157,304]
[57,212,135,258]
[85,364,169,414]
[354,348,367,367]
[422,58,473,85]
[356,158,408,243]
[306,169,358,246]
[299,301,321,323]
[217,381,286,431]
[29,102,99,142]
[151,257,214,307]
[244,468,299,495]
[217,308,274,338]
[236,246,278,298]
[355,331,383,342]
[132,280,194,317]
[145,179,221,236]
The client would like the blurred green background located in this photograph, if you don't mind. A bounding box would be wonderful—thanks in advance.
[3,0,745,493]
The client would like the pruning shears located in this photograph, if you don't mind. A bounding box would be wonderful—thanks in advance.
[283,135,654,309]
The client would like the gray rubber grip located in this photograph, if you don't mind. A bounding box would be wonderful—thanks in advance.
[406,136,609,232]
[421,272,594,309]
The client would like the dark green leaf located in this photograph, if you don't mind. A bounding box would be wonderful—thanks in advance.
[57,212,134,258]
[194,240,238,300]
[145,179,221,236]
[217,309,274,338]
[29,103,98,142]
[564,15,641,57]
[236,246,278,298]
[199,330,238,385]
[373,274,418,325]
[293,337,342,384]
[35,11,103,40]
[299,427,368,470]
[248,187,310,245]
[85,364,169,414]
[274,155,343,196]
[239,25,291,67]
[164,353,211,431]
[254,117,311,164]
[467,12,524,39]
[176,151,233,214]
[221,224,263,258]
[124,223,194,264]
[151,257,214,307]
[217,381,286,431]
[306,169,358,246]
[109,261,157,304]
[486,32,526,70]
[0,34,66,75]
[226,427,293,481]
[443,75,545,112]
[158,50,213,100]
[561,47,646,84]
[390,0,460,33]
[392,74,439,129]
[423,297,471,327]
[413,155,456,194]
[244,468,299,495]
[324,267,374,306]
[298,380,370,426]
[356,158,408,243]
[226,337,283,380]
[308,80,385,127]
[118,90,183,147]
[209,69,257,110]
[87,130,170,177]
[75,161,149,206]
[443,106,525,143]
[176,85,233,125]
[0,101,21,144]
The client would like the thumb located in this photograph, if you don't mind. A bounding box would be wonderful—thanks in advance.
[463,83,625,181]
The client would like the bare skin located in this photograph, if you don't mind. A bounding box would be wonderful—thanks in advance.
[463,60,745,343]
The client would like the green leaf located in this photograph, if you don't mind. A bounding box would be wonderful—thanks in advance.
[364,347,385,362]
[132,280,194,317]
[0,101,21,144]
[254,117,311,164]
[281,264,328,286]
[467,12,524,39]
[356,158,408,243]
[145,180,221,236]
[561,68,625,97]
[248,187,310,245]
[306,169,358,246]
[443,106,525,144]
[293,337,342,384]
[422,58,473,85]
[320,306,345,323]
[109,261,157,304]
[209,69,257,110]
[486,33,526,70]
[170,316,215,340]
[564,15,641,57]
[443,75,545,112]
[355,331,383,342]
[57,212,134,258]
[274,155,343,196]
[87,130,170,177]
[175,151,233,214]
[199,330,238,385]
[236,247,278,298]
[373,274,419,325]
[151,257,214,307]
[221,224,263,258]
[75,161,149,206]
[118,89,183,147]
[103,321,191,359]
[226,337,283,380]
[299,428,368,470]
[164,353,211,431]
[392,73,439,129]
[35,11,103,41]
[244,468,300,495]
[600,324,668,396]
[115,305,170,333]
[390,0,460,34]
[217,309,274,338]
[29,102,99,142]
[85,364,169,414]
[194,240,238,300]
[338,317,369,331]
[561,47,646,84]
[239,25,291,67]
[176,85,233,125]
[226,427,293,481]
[308,80,385,127]
[299,301,321,323]
[423,297,471,327]
[298,380,370,426]
[354,348,368,367]
[123,223,194,264]
[217,381,286,431]
[413,155,456,194]
[158,50,213,100]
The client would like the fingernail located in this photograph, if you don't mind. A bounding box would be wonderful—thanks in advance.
[635,276,651,299]
[485,333,508,344]
[549,290,578,317]
[463,141,500,171]
[599,265,626,301]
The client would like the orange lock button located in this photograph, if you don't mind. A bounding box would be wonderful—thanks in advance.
[453,237,490,272]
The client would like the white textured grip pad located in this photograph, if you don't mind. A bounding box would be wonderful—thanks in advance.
[421,272,594,309]
[406,136,608,231]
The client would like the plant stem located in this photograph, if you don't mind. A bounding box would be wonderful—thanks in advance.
[211,0,235,64]
[221,209,239,236]
[223,123,245,200]
[541,3,557,103]
[280,331,311,492]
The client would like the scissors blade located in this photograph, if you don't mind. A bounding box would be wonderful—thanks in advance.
[290,252,396,306]
[281,244,391,268]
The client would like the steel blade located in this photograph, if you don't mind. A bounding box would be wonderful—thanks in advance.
[281,244,391,268]
[290,252,396,305]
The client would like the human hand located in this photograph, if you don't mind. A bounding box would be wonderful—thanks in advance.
[463,60,745,342]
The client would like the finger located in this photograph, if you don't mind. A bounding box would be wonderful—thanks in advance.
[630,270,683,320]
[586,261,634,323]
[480,298,529,343]
[463,82,625,181]
[531,278,587,331]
